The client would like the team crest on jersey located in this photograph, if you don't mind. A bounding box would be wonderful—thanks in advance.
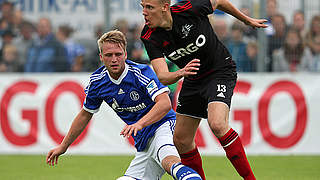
[130,91,140,101]
[182,24,193,38]
[146,80,158,94]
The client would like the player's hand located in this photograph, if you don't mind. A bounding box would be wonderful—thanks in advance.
[179,59,200,77]
[120,123,143,138]
[46,145,67,166]
[245,17,268,29]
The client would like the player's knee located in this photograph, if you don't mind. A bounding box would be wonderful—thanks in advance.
[208,120,228,137]
[159,145,179,161]
[173,134,184,146]
[173,134,193,150]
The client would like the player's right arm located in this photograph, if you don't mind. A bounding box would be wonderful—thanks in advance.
[46,109,93,166]
[151,58,200,85]
[211,0,268,28]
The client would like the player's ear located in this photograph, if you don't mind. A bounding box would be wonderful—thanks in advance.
[99,52,103,61]
[124,50,127,60]
[162,2,170,12]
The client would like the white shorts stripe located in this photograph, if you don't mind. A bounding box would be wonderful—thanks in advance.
[172,164,184,179]
[181,174,202,180]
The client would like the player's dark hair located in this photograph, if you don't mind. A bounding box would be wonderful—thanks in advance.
[58,25,74,38]
[283,27,304,64]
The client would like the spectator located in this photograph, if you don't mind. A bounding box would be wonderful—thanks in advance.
[12,9,30,33]
[0,17,9,33]
[0,1,14,29]
[272,28,312,72]
[212,17,230,45]
[12,21,35,72]
[245,41,258,72]
[268,13,287,71]
[291,10,307,39]
[82,23,103,72]
[0,28,16,60]
[303,34,320,72]
[24,17,69,72]
[113,18,130,37]
[0,44,19,72]
[227,21,253,72]
[127,23,148,64]
[305,15,320,55]
[265,0,279,36]
[1,28,15,43]
[56,24,85,72]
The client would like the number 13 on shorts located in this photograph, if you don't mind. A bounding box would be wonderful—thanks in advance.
[217,84,227,92]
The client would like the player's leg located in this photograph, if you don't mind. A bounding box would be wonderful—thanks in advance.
[160,152,202,179]
[124,150,165,180]
[173,113,206,180]
[154,121,202,179]
[174,114,200,153]
[174,79,207,180]
[206,78,255,180]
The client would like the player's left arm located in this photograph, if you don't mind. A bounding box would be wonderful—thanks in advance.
[211,0,268,28]
[46,109,93,166]
[120,92,171,138]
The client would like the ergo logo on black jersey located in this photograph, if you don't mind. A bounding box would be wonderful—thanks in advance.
[168,34,206,61]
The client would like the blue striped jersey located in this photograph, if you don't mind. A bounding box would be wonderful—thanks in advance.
[83,60,176,151]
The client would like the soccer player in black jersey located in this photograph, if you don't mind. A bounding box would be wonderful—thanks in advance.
[140,0,268,179]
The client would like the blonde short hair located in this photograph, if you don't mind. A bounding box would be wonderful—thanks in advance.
[97,30,127,53]
[160,0,170,4]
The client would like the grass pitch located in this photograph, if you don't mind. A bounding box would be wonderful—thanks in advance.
[0,155,319,180]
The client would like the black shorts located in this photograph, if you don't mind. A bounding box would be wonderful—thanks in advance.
[176,74,237,119]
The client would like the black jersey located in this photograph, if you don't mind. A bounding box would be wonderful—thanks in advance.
[141,0,237,80]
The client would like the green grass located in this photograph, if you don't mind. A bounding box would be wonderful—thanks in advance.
[0,155,319,180]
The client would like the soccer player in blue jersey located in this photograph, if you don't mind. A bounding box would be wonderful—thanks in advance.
[46,30,202,180]
[140,0,268,179]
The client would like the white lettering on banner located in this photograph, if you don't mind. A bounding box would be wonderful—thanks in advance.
[110,0,141,11]
[0,80,89,147]
[12,0,180,39]
[0,74,319,155]
[109,0,144,28]
[13,0,147,38]
[230,80,307,148]
[14,0,98,12]
[15,0,104,38]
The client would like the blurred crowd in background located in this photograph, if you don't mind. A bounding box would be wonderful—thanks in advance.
[0,0,320,74]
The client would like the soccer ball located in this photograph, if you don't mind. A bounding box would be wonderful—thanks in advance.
[116,176,136,180]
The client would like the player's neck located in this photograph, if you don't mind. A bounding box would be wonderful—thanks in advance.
[161,13,173,31]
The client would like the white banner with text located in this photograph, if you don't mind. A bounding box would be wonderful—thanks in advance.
[0,73,319,155]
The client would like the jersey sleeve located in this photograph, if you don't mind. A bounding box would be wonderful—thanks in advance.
[138,65,170,101]
[140,34,164,61]
[184,0,214,16]
[83,81,103,113]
